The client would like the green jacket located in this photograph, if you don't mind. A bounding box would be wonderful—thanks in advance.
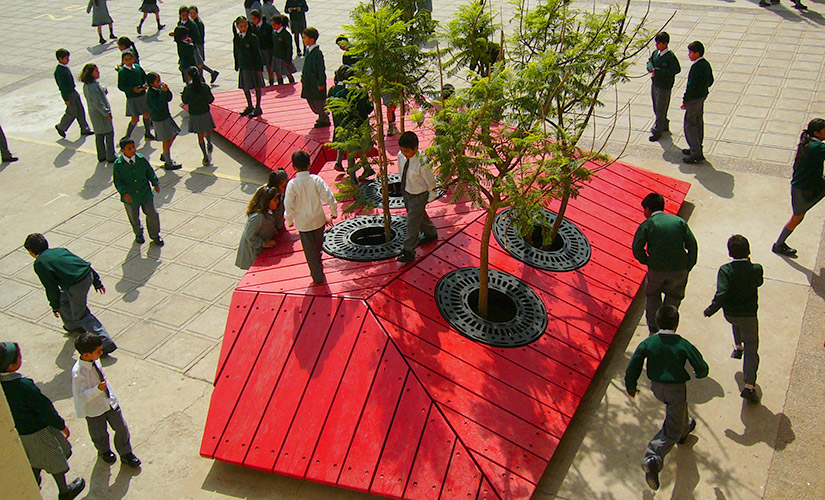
[647,49,680,89]
[177,40,198,70]
[1,373,65,436]
[791,139,825,192]
[683,58,713,103]
[191,18,205,43]
[146,86,173,121]
[251,20,274,50]
[704,260,763,317]
[181,83,214,115]
[182,19,202,44]
[301,45,326,100]
[54,64,76,101]
[33,248,101,312]
[632,212,698,272]
[625,332,708,393]
[272,27,292,61]
[113,153,159,205]
[117,64,147,98]
[233,32,263,71]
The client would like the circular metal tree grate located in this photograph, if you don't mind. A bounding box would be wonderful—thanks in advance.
[357,173,446,210]
[493,208,591,272]
[323,214,407,262]
[435,268,547,347]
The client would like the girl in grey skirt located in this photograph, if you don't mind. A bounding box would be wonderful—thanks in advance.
[80,64,116,162]
[1,342,86,499]
[146,72,182,170]
[181,67,216,165]
[87,0,115,44]
[233,16,265,117]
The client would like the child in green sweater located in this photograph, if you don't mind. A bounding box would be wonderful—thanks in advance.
[54,48,93,139]
[625,305,708,491]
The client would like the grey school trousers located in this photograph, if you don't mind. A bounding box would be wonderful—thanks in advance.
[59,271,116,350]
[306,98,329,125]
[402,191,437,254]
[644,268,689,333]
[299,226,326,284]
[86,407,132,456]
[683,97,706,156]
[645,381,690,470]
[725,314,760,385]
[123,198,160,240]
[57,90,90,134]
[651,85,672,135]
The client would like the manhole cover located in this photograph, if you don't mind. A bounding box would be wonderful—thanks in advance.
[323,214,407,262]
[435,268,547,347]
[493,208,591,272]
[357,173,446,210]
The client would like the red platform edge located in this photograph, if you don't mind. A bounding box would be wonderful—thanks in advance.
[202,89,692,500]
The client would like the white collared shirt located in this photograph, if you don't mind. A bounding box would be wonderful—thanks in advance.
[397,151,437,199]
[658,48,669,56]
[72,359,120,419]
[691,56,704,65]
[284,171,338,232]
[306,43,318,54]
[657,329,678,336]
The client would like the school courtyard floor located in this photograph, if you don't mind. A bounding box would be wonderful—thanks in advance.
[0,0,823,499]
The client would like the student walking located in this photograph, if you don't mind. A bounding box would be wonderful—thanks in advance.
[54,49,93,140]
[137,0,165,34]
[284,0,308,56]
[1,342,86,500]
[87,0,116,45]
[113,138,165,246]
[173,25,199,83]
[284,150,337,284]
[24,233,118,354]
[647,32,680,142]
[772,118,825,257]
[680,41,713,164]
[396,131,438,263]
[233,16,264,117]
[188,6,219,83]
[181,67,216,165]
[625,305,708,491]
[80,64,116,163]
[632,192,698,333]
[272,15,297,84]
[117,51,154,141]
[704,234,763,403]
[301,27,329,127]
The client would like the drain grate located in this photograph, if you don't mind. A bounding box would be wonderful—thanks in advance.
[493,208,591,272]
[323,214,407,262]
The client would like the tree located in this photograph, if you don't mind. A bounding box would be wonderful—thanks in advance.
[442,0,500,78]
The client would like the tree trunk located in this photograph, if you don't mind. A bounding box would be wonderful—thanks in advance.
[400,100,406,133]
[549,181,571,244]
[372,74,392,243]
[478,200,498,320]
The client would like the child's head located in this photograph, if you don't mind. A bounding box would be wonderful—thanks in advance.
[234,16,249,33]
[121,51,136,66]
[24,233,49,257]
[55,48,70,64]
[247,186,277,215]
[0,342,21,373]
[687,40,704,61]
[146,72,161,88]
[336,35,349,51]
[278,14,289,29]
[75,333,104,361]
[655,305,679,331]
[267,168,289,193]
[249,9,262,23]
[334,65,353,84]
[188,6,199,19]
[654,31,669,51]
[79,64,99,84]
[641,192,665,216]
[291,150,311,171]
[263,0,273,4]
[302,27,319,47]
[398,131,419,158]
[179,5,190,21]
[727,234,750,259]
[186,66,203,85]
[174,25,189,42]
[117,36,134,51]
[119,138,137,157]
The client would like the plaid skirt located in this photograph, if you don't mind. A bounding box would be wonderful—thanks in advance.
[19,426,71,474]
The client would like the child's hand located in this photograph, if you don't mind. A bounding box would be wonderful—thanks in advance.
[161,83,169,91]
[65,101,70,106]
[61,427,70,439]
[123,193,133,203]
[627,390,638,398]
[154,185,161,193]
[53,311,60,318]
[133,86,143,93]
[98,381,107,392]
[680,103,686,110]
[107,114,113,120]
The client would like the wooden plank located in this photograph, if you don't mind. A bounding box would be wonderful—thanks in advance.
[477,478,502,500]
[274,299,368,477]
[471,453,535,500]
[403,408,456,500]
[440,440,483,500]
[214,290,259,383]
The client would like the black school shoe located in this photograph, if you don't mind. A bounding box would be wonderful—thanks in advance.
[683,154,705,164]
[731,348,744,359]
[772,242,797,257]
[642,457,659,490]
[678,417,696,444]
[240,106,254,116]
[121,453,142,468]
[250,107,263,117]
[397,251,415,263]
[58,477,85,500]
[152,237,165,247]
[741,387,760,403]
[99,451,116,464]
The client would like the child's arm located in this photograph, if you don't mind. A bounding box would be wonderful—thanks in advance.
[33,261,61,313]
[283,182,296,227]
[685,342,709,379]
[72,366,106,405]
[317,177,338,220]
[23,379,66,431]
[703,266,729,317]
[241,213,266,253]
[420,155,438,202]
[624,341,648,396]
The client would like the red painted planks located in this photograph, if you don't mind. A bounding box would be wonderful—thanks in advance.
[471,453,535,500]
[440,440,483,500]
[477,478,502,500]
[214,290,259,382]
[404,409,456,500]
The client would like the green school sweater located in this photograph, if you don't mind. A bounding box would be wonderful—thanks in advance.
[252,20,274,50]
[1,374,65,436]
[704,260,763,317]
[632,212,698,272]
[177,40,198,70]
[117,64,148,98]
[183,19,202,44]
[146,86,173,121]
[191,18,206,43]
[113,153,159,206]
[54,64,76,101]
[272,27,292,60]
[233,32,263,71]
[683,58,713,103]
[791,139,825,192]
[625,332,709,393]
[33,248,100,312]
[301,45,326,100]
[648,49,680,89]
[181,83,215,115]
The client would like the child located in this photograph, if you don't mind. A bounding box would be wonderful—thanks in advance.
[680,40,713,164]
[267,167,289,232]
[116,36,140,66]
[261,0,280,22]
[87,0,116,45]
[137,0,165,34]
[271,15,296,84]
[625,305,708,491]
[235,186,279,270]
[71,333,141,468]
[646,31,680,142]
[301,27,329,127]
[80,64,116,163]
[145,72,181,169]
[284,150,337,284]
[335,35,360,66]
[117,51,154,141]
[188,6,219,83]
[54,49,93,139]
[113,138,164,246]
[174,25,198,83]
[233,16,264,117]
[181,67,216,165]
[396,131,438,262]
[1,342,86,500]
[249,9,276,86]
[773,118,825,257]
[328,65,373,182]
[24,233,118,352]
[284,0,308,56]
[0,124,17,162]
[244,0,262,18]
[704,234,763,403]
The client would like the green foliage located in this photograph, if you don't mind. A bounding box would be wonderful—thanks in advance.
[441,0,500,77]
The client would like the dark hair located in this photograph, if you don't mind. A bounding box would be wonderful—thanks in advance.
[56,48,70,60]
[0,342,21,372]
[641,192,665,212]
[24,233,49,255]
[334,65,353,84]
[246,186,277,215]
[292,150,311,170]
[146,72,160,86]
[189,5,198,12]
[655,305,679,331]
[727,234,750,259]
[233,16,248,38]
[119,137,136,149]
[335,35,348,44]
[654,32,669,44]
[121,50,136,62]
[794,118,825,166]
[186,66,205,91]
[267,168,289,189]
[174,25,189,42]
[249,9,262,20]
[117,37,140,62]
[687,41,704,56]
[75,333,103,355]
[79,64,98,84]
[179,5,190,15]
[398,131,419,149]
[303,27,319,40]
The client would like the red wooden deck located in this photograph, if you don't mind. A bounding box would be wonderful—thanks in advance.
[201,92,692,500]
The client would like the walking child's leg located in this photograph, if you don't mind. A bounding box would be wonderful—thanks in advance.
[142,113,153,138]
[254,88,262,110]
[242,89,253,111]
[740,317,760,386]
[125,117,138,139]
[156,13,164,30]
[197,133,209,162]
[141,199,161,241]
[86,414,112,454]
[123,202,144,238]
[105,131,116,161]
[205,131,213,152]
[95,134,107,161]
[138,13,147,33]
[52,472,69,494]
[105,408,133,457]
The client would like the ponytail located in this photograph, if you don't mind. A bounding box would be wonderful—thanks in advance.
[794,118,825,166]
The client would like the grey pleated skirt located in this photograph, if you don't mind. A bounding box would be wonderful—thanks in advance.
[153,117,180,141]
[238,69,264,89]
[19,426,71,474]
[188,111,215,133]
[273,58,296,75]
[125,94,149,116]
[139,3,159,13]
